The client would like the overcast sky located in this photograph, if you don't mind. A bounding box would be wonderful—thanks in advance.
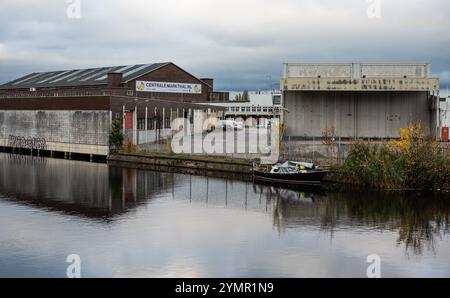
[0,0,449,92]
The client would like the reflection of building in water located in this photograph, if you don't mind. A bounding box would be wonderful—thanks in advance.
[1,153,449,255]
[0,152,320,219]
[0,154,110,216]
[0,154,175,218]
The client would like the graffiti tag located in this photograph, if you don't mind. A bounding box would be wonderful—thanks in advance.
[8,135,47,150]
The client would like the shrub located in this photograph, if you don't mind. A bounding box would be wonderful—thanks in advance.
[339,142,406,189]
[126,138,137,153]
[339,123,450,190]
[109,118,124,149]
[391,123,450,190]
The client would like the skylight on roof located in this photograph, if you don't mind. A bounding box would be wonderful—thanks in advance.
[12,73,44,86]
[94,65,136,81]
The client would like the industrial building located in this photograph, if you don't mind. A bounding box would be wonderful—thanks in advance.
[0,62,227,158]
[281,63,441,139]
[209,91,283,125]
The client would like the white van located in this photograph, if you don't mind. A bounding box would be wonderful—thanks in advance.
[219,120,244,130]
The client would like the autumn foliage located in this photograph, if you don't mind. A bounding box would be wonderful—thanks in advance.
[339,123,450,190]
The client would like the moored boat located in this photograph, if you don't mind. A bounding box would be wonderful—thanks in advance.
[253,161,329,186]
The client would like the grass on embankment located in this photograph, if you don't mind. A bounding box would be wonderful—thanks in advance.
[336,123,450,191]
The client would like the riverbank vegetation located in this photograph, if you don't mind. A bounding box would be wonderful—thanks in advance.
[109,118,124,149]
[338,123,450,191]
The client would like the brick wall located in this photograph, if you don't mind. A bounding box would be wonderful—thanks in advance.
[129,63,212,102]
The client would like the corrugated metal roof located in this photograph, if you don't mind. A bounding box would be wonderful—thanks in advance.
[0,63,170,89]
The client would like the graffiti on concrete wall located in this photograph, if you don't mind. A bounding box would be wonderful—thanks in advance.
[8,135,47,150]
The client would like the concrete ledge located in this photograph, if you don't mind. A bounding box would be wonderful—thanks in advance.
[45,142,109,155]
[108,152,253,175]
[0,139,109,156]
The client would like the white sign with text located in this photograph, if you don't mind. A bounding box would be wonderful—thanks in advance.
[136,80,202,94]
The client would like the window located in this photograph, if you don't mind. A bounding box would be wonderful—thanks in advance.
[148,118,155,130]
[273,95,281,105]
[165,118,171,128]
[137,119,145,130]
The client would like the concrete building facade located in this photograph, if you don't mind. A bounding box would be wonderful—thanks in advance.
[282,63,441,139]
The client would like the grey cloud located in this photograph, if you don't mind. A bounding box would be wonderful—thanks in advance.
[0,0,449,91]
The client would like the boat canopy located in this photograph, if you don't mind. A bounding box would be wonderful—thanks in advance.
[279,161,316,170]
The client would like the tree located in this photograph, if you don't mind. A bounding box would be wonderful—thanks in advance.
[110,118,124,149]
[242,90,249,102]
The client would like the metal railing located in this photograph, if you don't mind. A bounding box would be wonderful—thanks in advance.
[0,88,133,98]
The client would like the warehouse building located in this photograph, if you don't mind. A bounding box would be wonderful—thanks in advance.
[208,91,283,127]
[0,62,227,158]
[282,63,441,139]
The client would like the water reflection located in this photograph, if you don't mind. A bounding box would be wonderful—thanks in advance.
[317,192,450,255]
[0,154,175,220]
[263,186,450,255]
[0,153,449,258]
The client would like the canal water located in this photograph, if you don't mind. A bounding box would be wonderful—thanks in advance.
[0,152,449,278]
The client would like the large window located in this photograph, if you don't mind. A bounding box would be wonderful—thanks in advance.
[273,95,281,105]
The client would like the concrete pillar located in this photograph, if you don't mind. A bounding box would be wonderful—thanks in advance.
[437,90,441,140]
[133,105,138,145]
[154,107,158,142]
[122,105,126,132]
[109,110,113,137]
[162,108,166,129]
[145,106,148,144]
